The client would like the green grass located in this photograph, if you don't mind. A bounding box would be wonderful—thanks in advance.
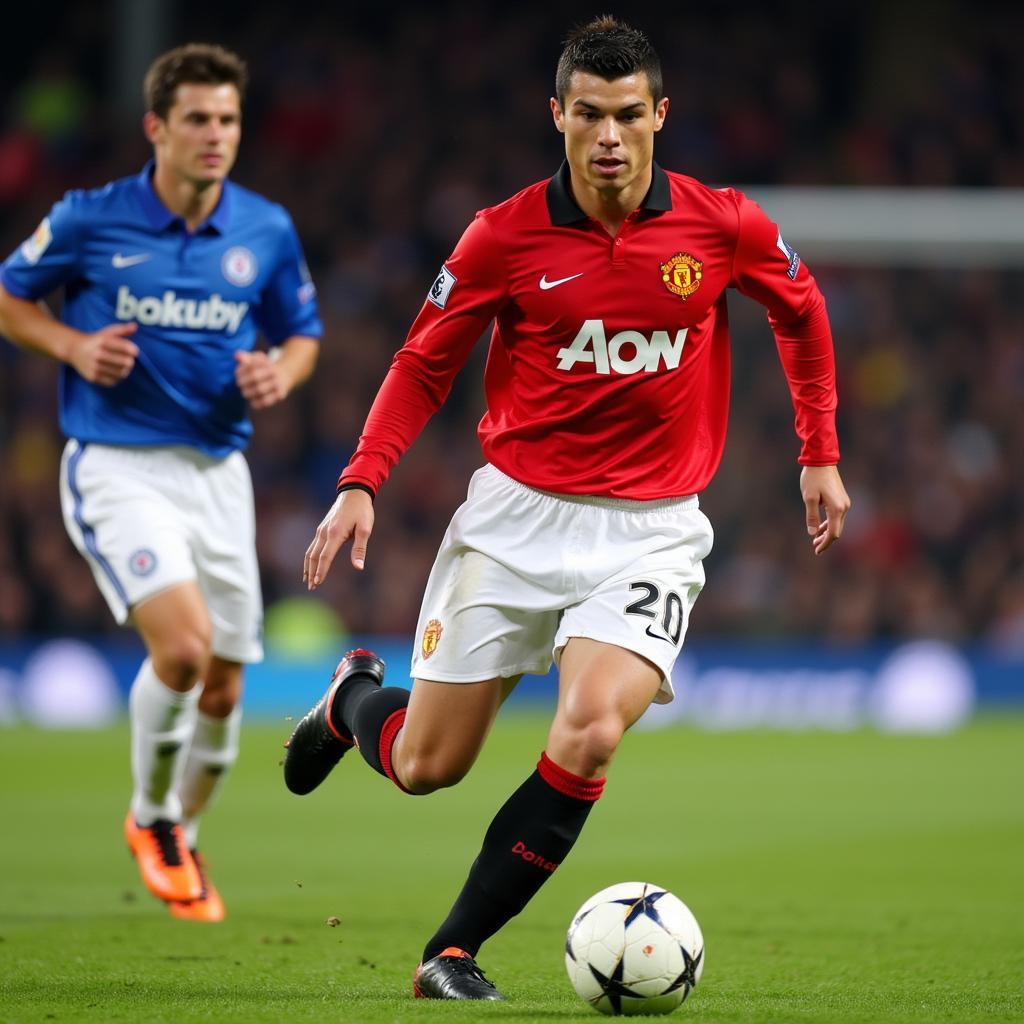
[1,715,1022,1023]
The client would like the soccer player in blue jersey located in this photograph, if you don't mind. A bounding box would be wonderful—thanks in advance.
[0,43,322,921]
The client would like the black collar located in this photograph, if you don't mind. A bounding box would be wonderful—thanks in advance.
[545,160,672,225]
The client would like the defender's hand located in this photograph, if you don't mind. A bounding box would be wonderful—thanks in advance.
[800,465,851,555]
[235,350,288,409]
[304,488,375,589]
[71,322,139,386]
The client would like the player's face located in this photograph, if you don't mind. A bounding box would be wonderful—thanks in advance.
[551,72,668,198]
[146,83,242,188]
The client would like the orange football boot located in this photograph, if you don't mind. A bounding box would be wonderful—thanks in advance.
[124,813,202,903]
[168,850,225,922]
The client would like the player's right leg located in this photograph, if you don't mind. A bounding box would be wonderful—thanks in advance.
[285,465,562,996]
[390,674,517,793]
[283,649,387,794]
[285,664,516,1000]
[58,442,211,904]
[284,660,514,795]
[286,466,548,797]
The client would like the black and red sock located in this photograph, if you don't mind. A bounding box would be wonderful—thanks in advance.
[330,684,411,791]
[422,751,604,961]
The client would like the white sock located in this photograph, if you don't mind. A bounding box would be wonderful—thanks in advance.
[129,659,200,826]
[179,706,242,849]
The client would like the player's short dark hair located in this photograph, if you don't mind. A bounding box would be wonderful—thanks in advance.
[555,15,662,107]
[144,43,248,119]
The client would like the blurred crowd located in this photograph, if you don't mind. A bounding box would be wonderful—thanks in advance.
[1,1,1022,652]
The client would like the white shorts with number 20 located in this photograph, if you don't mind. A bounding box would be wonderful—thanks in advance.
[410,465,713,703]
[58,440,264,664]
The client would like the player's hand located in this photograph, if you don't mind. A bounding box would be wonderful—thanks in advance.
[234,350,288,409]
[800,465,851,555]
[304,488,375,589]
[71,322,139,386]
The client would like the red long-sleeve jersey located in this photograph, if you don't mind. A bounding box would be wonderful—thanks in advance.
[340,162,839,500]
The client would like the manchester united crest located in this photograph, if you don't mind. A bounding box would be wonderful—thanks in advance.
[660,252,703,300]
[422,618,443,659]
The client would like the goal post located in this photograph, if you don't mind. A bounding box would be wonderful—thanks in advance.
[742,187,1024,267]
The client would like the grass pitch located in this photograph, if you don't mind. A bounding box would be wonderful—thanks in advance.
[1,713,1022,1023]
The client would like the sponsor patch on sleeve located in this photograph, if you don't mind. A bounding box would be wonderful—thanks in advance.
[20,218,53,265]
[297,259,316,304]
[776,231,801,281]
[427,265,456,309]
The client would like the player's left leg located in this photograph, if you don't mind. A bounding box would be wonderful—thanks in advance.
[425,494,712,969]
[168,655,243,922]
[414,639,661,1000]
[179,656,243,847]
[168,449,262,921]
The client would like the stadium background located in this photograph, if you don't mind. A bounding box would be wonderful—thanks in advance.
[1,0,1022,729]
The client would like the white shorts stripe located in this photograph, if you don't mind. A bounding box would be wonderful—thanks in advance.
[64,442,131,610]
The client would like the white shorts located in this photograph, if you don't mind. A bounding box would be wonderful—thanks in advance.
[59,441,264,664]
[410,465,714,703]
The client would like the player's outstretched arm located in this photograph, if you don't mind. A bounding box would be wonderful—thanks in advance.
[800,465,851,555]
[304,488,375,589]
[0,283,138,385]
[234,336,319,410]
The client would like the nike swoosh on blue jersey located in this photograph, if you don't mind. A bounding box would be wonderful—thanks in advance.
[112,252,152,268]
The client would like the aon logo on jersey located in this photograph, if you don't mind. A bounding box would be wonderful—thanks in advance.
[116,286,248,334]
[556,319,688,375]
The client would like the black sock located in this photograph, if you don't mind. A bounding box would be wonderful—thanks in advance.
[423,752,605,961]
[339,686,411,786]
[328,676,378,738]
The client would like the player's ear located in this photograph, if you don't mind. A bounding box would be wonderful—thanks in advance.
[142,110,164,145]
[550,97,566,134]
[653,96,669,132]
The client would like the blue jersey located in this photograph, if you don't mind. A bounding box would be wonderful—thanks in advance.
[0,162,322,456]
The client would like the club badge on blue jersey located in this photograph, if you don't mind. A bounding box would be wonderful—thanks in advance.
[222,246,258,287]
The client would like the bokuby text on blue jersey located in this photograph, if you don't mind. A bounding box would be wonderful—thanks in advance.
[115,287,248,334]
[0,162,322,456]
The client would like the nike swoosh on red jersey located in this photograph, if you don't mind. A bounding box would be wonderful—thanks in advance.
[539,272,584,290]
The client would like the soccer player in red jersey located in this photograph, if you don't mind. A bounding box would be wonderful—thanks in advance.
[286,16,850,999]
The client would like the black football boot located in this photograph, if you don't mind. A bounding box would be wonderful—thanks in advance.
[413,948,504,1001]
[283,648,384,794]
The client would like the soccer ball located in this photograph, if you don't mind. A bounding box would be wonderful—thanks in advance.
[565,881,704,1016]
